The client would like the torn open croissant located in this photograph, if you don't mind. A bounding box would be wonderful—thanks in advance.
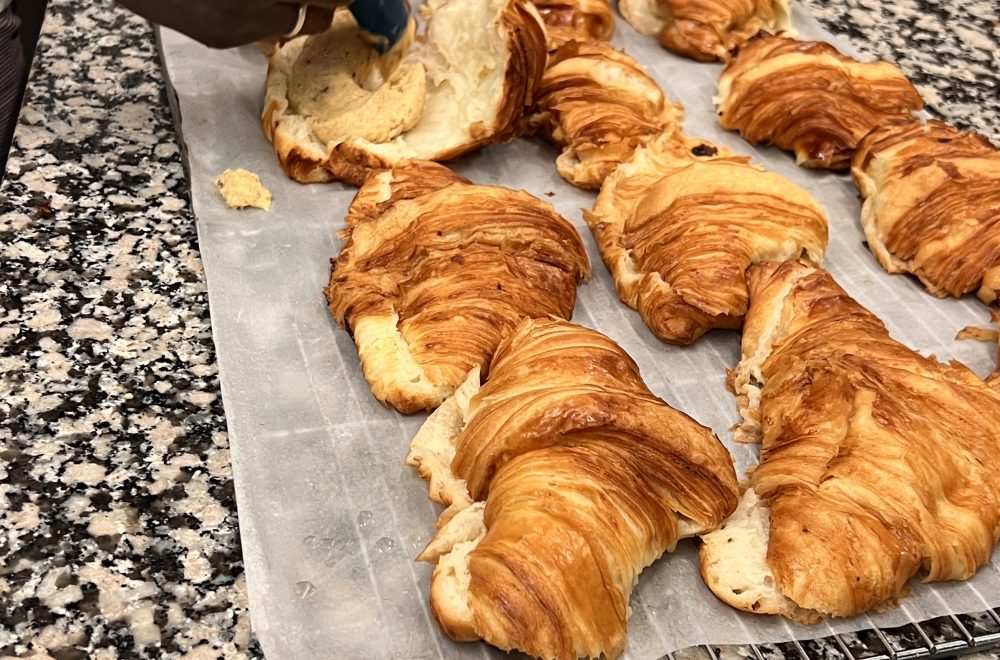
[700,260,1000,622]
[407,317,739,659]
[587,132,828,345]
[619,0,792,62]
[717,34,924,170]
[527,40,684,190]
[264,0,547,185]
[852,119,1000,304]
[324,162,589,414]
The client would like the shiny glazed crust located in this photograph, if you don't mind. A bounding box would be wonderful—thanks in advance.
[586,133,828,345]
[702,260,1000,620]
[532,0,615,48]
[409,318,739,659]
[262,0,547,186]
[851,119,1000,304]
[717,34,924,170]
[528,41,684,190]
[324,162,590,414]
[619,0,792,62]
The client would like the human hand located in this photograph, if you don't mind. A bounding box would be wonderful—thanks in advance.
[116,0,351,49]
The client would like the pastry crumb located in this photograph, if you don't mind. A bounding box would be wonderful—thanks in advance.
[215,168,272,210]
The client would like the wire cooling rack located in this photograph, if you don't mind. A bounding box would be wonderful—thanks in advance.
[668,611,1000,660]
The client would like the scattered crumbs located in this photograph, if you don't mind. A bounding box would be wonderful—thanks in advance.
[544,191,556,197]
[214,168,272,211]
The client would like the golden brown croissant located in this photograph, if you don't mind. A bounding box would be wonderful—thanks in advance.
[995,313,1000,388]
[619,0,791,62]
[325,162,590,413]
[852,119,1000,304]
[531,0,614,48]
[407,317,739,659]
[587,132,828,345]
[527,41,684,190]
[264,0,546,185]
[700,260,1000,622]
[717,34,924,170]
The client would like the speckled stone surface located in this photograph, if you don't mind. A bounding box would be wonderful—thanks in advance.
[0,0,997,658]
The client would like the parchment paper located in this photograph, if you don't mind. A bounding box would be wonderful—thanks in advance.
[158,6,1000,658]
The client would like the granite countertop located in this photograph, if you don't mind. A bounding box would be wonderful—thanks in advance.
[1,0,998,658]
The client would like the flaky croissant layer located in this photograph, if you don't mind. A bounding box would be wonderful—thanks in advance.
[326,162,589,414]
[701,261,1000,621]
[588,132,828,345]
[619,0,792,62]
[409,318,739,658]
[852,119,1000,304]
[527,40,684,190]
[531,0,615,48]
[717,34,923,170]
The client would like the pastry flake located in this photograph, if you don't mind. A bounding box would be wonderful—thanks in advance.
[214,168,272,210]
[717,34,924,170]
[263,0,547,185]
[325,162,590,414]
[852,119,1000,304]
[619,0,792,62]
[701,260,1000,621]
[527,40,684,190]
[587,132,828,345]
[408,317,739,659]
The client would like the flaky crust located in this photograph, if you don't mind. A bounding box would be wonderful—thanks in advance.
[587,132,828,345]
[263,0,547,186]
[325,163,590,414]
[419,318,739,659]
[619,0,791,62]
[852,119,1000,304]
[532,0,614,48]
[717,35,924,170]
[528,41,684,190]
[708,260,1000,619]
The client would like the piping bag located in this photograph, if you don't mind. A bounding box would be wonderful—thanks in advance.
[347,0,413,54]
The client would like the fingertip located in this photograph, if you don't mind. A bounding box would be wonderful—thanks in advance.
[299,7,337,36]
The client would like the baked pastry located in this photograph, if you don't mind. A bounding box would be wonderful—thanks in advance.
[214,168,272,210]
[325,162,589,414]
[619,0,791,62]
[700,260,1000,622]
[587,132,828,345]
[532,0,614,48]
[407,317,739,659]
[263,0,547,185]
[717,34,924,170]
[526,41,684,190]
[994,312,1000,388]
[852,119,1000,304]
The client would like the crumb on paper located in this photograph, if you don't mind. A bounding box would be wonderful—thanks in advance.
[956,325,998,343]
[215,168,272,210]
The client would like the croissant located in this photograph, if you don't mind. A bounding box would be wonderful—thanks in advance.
[986,312,1000,388]
[587,132,828,345]
[852,119,1000,304]
[264,0,546,185]
[407,317,739,659]
[619,0,791,62]
[717,34,924,170]
[700,260,1000,622]
[526,41,684,190]
[531,0,614,48]
[325,162,590,414]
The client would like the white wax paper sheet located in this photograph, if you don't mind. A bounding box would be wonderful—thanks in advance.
[158,6,1000,658]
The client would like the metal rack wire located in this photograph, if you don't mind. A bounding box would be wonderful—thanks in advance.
[666,611,1000,660]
